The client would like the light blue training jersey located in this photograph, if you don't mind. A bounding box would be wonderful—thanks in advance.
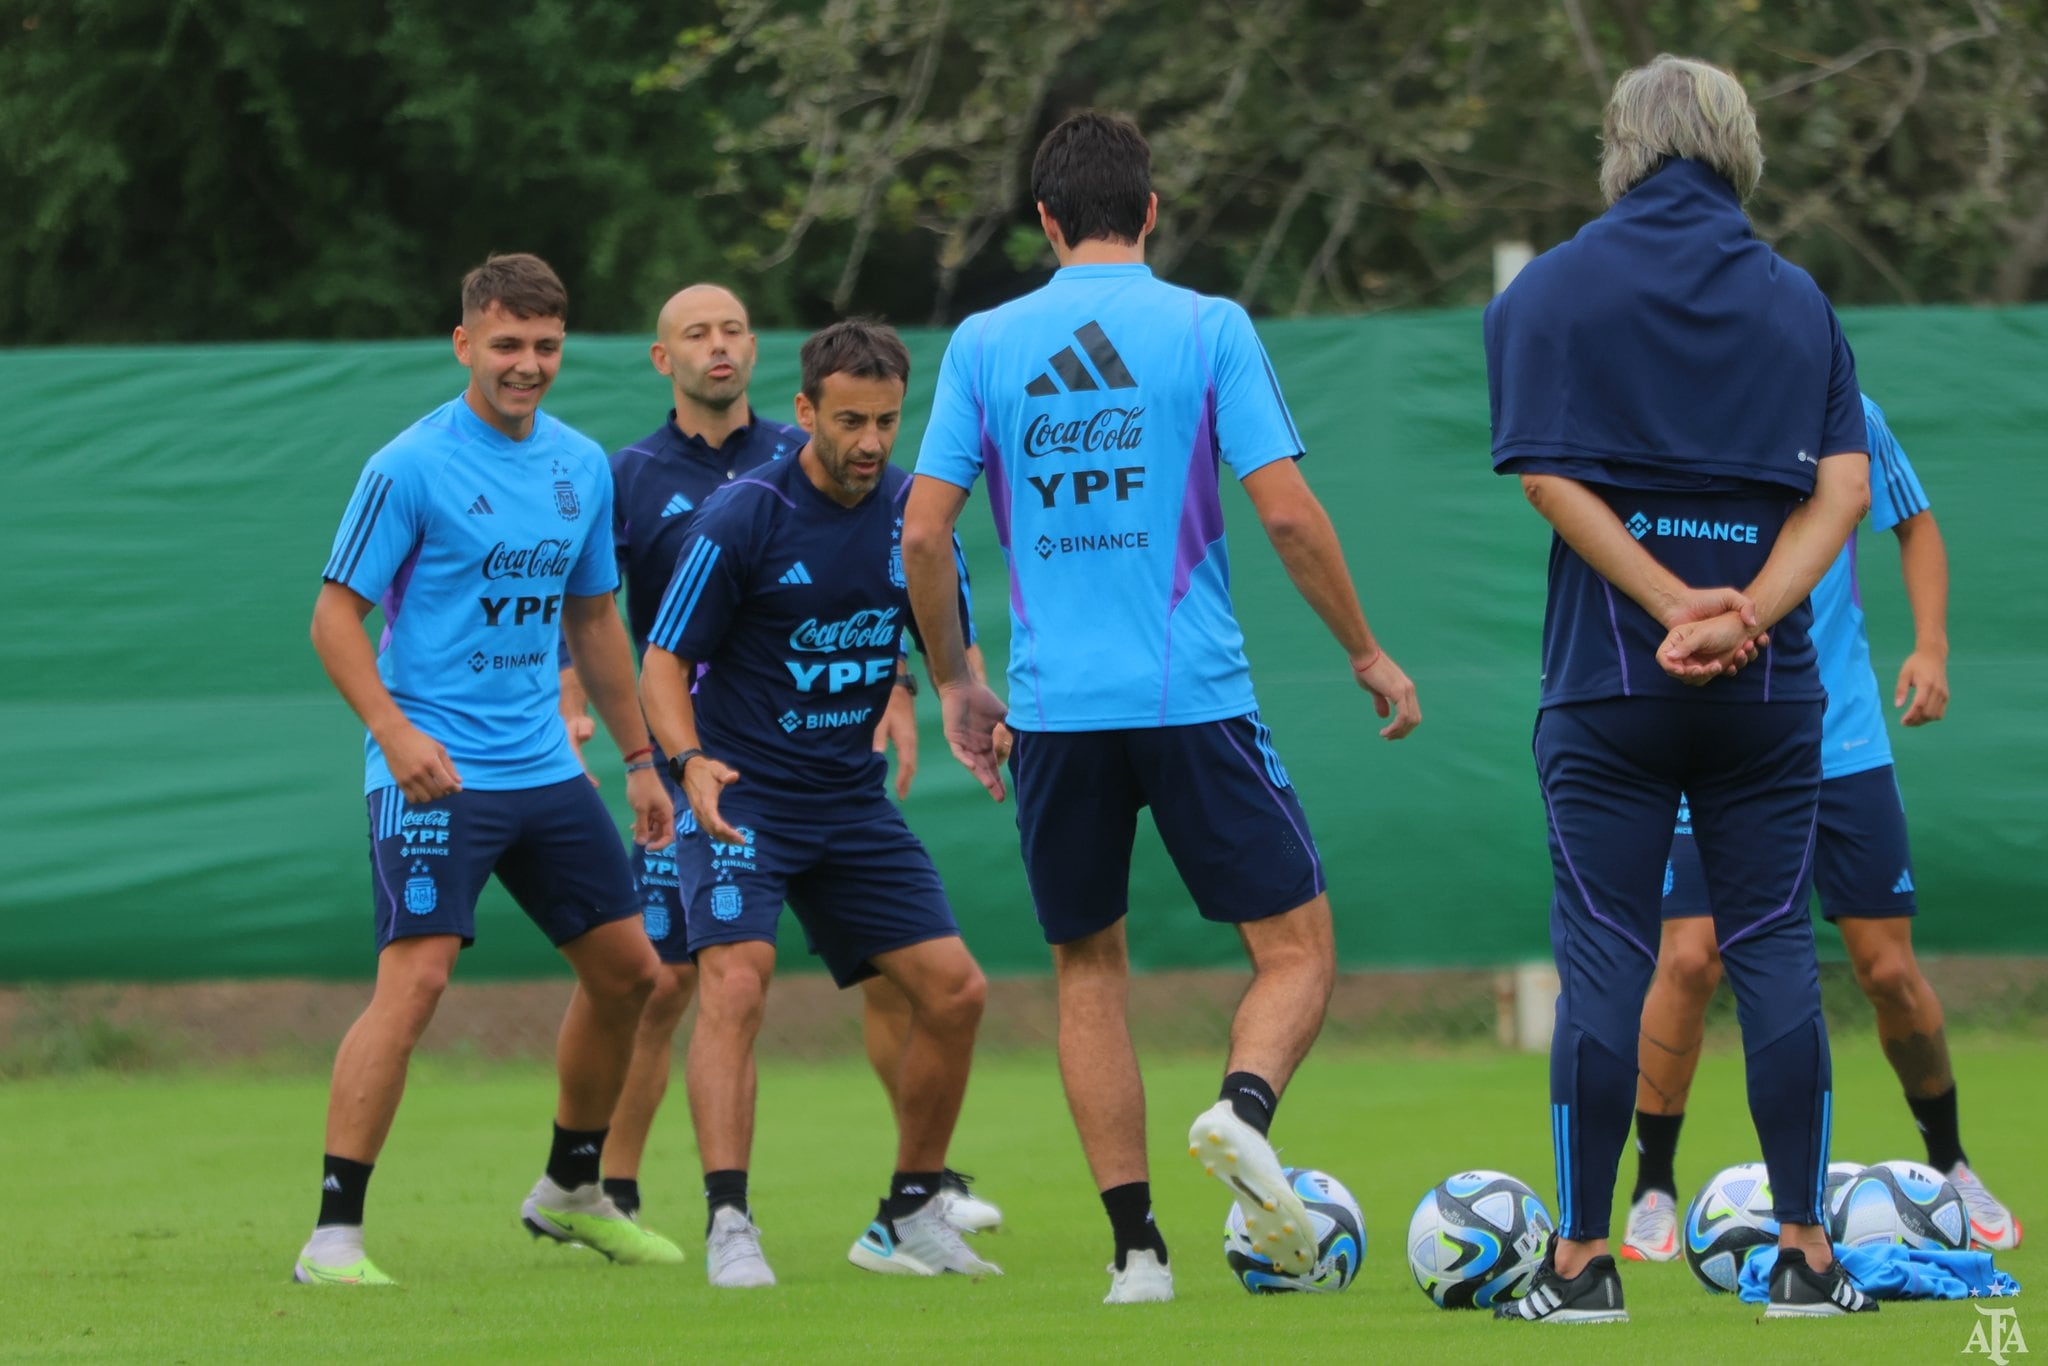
[915,263,1303,730]
[1812,395,1931,779]
[322,396,619,793]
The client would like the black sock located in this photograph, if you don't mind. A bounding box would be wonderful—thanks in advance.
[602,1177,641,1219]
[1221,1071,1279,1136]
[1907,1085,1967,1171]
[1631,1110,1683,1201]
[704,1169,749,1230]
[317,1154,373,1228]
[880,1170,945,1224]
[1101,1181,1168,1271]
[546,1123,607,1191]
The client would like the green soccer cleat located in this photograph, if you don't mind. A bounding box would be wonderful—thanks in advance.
[521,1175,687,1266]
[293,1252,397,1287]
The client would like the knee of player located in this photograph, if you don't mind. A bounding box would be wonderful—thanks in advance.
[925,961,987,1032]
[643,965,695,1023]
[1658,934,1723,999]
[699,949,772,1015]
[1853,943,1921,1006]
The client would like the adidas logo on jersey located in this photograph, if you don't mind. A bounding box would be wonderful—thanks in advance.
[467,495,494,515]
[662,492,693,518]
[1024,321,1137,396]
[778,562,813,586]
[1893,869,1915,895]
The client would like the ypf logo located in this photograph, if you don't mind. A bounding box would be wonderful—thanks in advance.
[1626,511,1652,540]
[1964,1305,2028,1365]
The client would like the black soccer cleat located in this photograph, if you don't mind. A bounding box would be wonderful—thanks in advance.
[1496,1237,1628,1324]
[1764,1248,1877,1318]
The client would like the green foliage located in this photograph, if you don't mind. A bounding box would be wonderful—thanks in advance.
[3,0,2044,339]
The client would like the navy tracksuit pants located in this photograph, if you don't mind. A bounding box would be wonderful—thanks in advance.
[1535,697,1831,1239]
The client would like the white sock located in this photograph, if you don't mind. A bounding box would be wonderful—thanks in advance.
[304,1224,365,1263]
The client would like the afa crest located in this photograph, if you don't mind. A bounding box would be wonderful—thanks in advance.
[889,544,906,589]
[553,479,581,520]
[643,904,672,941]
[711,884,744,922]
[403,876,438,916]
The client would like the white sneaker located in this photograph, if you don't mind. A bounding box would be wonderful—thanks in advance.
[1187,1100,1316,1276]
[1620,1190,1680,1262]
[706,1205,776,1287]
[940,1168,1004,1234]
[1948,1163,2022,1251]
[849,1201,1003,1277]
[1104,1248,1173,1304]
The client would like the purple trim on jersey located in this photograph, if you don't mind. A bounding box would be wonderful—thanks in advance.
[376,541,424,654]
[1716,805,1819,953]
[1847,530,1862,610]
[1159,392,1226,723]
[982,426,1043,725]
[725,476,797,509]
[1763,642,1774,702]
[1600,582,1631,696]
[1539,779,1657,963]
[1219,722,1325,894]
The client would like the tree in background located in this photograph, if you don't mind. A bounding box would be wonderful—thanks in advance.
[4,0,2044,340]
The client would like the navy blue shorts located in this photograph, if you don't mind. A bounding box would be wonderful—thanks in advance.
[634,764,693,963]
[671,792,957,988]
[1663,764,1916,922]
[1007,712,1324,946]
[365,778,639,952]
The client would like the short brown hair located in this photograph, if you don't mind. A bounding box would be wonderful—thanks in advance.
[460,253,568,321]
[1032,112,1151,248]
[799,317,911,402]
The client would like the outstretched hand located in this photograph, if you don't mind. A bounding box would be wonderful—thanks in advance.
[681,755,746,845]
[939,680,1012,802]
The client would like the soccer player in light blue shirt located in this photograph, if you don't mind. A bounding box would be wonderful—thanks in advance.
[1625,394,2020,1259]
[903,112,1420,1303]
[295,254,681,1286]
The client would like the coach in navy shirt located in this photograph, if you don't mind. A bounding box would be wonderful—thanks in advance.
[1485,56,1873,1322]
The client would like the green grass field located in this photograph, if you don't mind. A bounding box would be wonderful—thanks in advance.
[6,1037,2041,1363]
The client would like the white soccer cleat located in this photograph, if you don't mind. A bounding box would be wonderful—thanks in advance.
[1948,1163,2022,1251]
[939,1168,1004,1234]
[1103,1248,1173,1304]
[1186,1100,1317,1276]
[1620,1190,1680,1262]
[706,1205,776,1287]
[848,1201,1003,1277]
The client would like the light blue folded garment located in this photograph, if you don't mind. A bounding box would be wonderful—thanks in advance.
[1738,1243,2022,1304]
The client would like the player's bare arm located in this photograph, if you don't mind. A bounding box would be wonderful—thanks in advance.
[557,666,597,779]
[873,662,920,799]
[638,644,744,845]
[309,580,461,802]
[1892,507,1950,724]
[903,473,1008,801]
[562,593,671,848]
[1241,459,1421,739]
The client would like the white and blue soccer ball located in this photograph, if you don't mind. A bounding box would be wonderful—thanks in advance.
[1822,1160,1865,1226]
[1222,1167,1365,1293]
[1684,1162,1781,1293]
[1829,1159,1968,1250]
[1405,1170,1553,1309]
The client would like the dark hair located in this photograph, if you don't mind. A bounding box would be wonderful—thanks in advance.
[799,317,911,402]
[460,253,568,321]
[1030,112,1151,247]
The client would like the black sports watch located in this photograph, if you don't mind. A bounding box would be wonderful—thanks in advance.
[894,671,918,697]
[666,748,706,785]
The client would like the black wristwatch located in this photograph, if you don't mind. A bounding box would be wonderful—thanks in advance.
[666,748,706,785]
[894,672,919,697]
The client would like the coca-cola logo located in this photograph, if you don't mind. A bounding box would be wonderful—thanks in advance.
[788,607,901,654]
[481,539,573,580]
[1024,406,1146,458]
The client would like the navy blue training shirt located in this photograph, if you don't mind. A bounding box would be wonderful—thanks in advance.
[610,412,802,655]
[646,459,971,805]
[1484,158,1867,708]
